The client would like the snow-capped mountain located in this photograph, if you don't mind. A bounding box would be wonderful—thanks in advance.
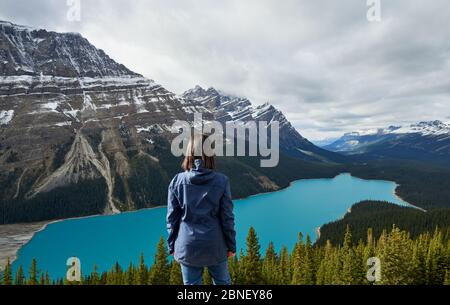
[0,21,214,223]
[0,21,342,224]
[0,20,138,77]
[390,120,450,136]
[325,120,450,163]
[182,85,343,162]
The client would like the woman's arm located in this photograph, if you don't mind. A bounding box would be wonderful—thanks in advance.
[166,179,182,255]
[220,178,236,253]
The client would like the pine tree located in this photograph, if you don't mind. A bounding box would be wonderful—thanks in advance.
[100,272,108,285]
[228,255,241,285]
[14,266,25,285]
[354,240,366,285]
[291,232,304,284]
[2,258,12,285]
[330,246,343,284]
[262,242,279,284]
[27,258,39,285]
[109,262,123,285]
[242,227,263,284]
[341,226,353,284]
[340,226,363,284]
[169,261,183,285]
[89,264,100,285]
[410,238,427,285]
[136,253,148,285]
[301,235,314,285]
[278,246,291,285]
[380,226,414,285]
[148,237,170,285]
[124,262,135,285]
[425,229,446,284]
[39,273,45,285]
[316,240,334,285]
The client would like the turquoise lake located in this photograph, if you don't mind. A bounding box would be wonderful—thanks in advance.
[11,173,411,279]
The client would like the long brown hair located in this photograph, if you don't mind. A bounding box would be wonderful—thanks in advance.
[182,133,215,171]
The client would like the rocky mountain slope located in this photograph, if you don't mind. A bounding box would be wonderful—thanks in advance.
[0,20,138,77]
[0,21,342,224]
[325,120,450,163]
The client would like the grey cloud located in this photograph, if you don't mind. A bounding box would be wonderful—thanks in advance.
[1,0,449,140]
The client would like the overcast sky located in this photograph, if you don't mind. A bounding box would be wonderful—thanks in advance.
[1,0,449,140]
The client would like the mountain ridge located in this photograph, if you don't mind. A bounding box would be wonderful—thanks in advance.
[182,85,345,163]
[325,120,450,163]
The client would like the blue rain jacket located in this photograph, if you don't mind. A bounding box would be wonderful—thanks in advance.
[166,159,236,267]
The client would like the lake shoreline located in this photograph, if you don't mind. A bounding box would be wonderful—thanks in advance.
[313,176,426,244]
[1,172,418,270]
[0,221,50,270]
[1,174,343,269]
[0,204,169,270]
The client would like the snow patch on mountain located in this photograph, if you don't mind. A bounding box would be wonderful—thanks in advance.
[391,121,450,136]
[82,94,96,111]
[326,120,450,155]
[0,110,14,125]
[345,121,450,138]
[133,95,149,113]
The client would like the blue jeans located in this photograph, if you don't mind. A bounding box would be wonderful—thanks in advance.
[180,260,231,285]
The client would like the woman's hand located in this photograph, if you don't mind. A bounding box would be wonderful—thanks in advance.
[227,251,236,258]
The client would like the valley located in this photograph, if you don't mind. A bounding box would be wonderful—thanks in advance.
[1,20,450,281]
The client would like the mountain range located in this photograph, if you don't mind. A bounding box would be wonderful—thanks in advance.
[2,20,447,225]
[324,120,450,163]
[0,20,341,224]
[181,85,343,162]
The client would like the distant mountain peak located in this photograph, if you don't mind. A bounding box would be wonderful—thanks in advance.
[412,120,446,128]
[325,120,450,162]
[393,120,450,136]
[206,86,219,93]
[181,85,343,162]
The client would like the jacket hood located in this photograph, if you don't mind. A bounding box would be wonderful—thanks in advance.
[187,159,216,185]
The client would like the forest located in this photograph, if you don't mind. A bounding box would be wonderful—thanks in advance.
[1,226,449,285]
[347,160,450,210]
[318,201,450,246]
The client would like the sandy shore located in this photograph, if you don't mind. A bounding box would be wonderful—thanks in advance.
[0,221,49,270]
[393,185,427,212]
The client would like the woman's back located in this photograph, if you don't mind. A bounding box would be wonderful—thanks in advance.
[167,159,236,267]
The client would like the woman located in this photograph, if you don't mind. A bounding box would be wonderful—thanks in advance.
[166,134,236,285]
